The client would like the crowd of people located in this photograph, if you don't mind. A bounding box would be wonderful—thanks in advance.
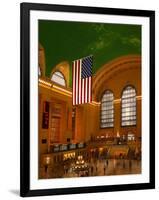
[41,143,141,179]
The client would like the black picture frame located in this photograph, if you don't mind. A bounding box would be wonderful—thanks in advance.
[20,2,155,197]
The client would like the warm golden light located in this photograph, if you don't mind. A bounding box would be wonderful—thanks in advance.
[39,78,72,97]
[39,79,52,87]
[91,101,101,106]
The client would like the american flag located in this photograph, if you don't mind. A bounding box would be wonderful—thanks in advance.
[72,55,93,105]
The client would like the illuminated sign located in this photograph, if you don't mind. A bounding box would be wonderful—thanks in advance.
[60,144,68,151]
[69,143,76,149]
[77,143,85,148]
[53,145,60,152]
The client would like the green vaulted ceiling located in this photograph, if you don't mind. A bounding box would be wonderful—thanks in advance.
[39,20,141,78]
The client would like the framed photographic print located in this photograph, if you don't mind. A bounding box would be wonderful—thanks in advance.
[20,2,155,197]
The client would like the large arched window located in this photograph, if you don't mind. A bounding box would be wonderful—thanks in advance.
[121,86,136,126]
[101,90,114,128]
[51,71,66,87]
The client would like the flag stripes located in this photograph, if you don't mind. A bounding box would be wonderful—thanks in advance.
[72,56,93,105]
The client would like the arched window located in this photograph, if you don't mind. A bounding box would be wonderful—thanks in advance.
[121,86,136,126]
[51,71,66,87]
[101,90,114,128]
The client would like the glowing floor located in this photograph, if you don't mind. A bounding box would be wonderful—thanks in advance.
[40,158,141,179]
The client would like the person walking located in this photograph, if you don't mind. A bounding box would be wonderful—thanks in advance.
[95,165,98,175]
[103,166,106,175]
[129,159,132,170]
[106,159,109,167]
[91,166,94,175]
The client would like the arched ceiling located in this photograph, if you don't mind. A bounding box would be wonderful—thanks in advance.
[92,55,141,101]
[39,20,141,85]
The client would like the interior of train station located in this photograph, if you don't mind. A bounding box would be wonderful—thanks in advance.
[38,21,142,179]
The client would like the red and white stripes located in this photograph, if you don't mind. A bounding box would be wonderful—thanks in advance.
[72,60,92,105]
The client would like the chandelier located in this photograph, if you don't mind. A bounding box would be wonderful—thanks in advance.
[72,155,89,173]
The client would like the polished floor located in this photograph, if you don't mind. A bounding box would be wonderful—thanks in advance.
[40,158,141,179]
